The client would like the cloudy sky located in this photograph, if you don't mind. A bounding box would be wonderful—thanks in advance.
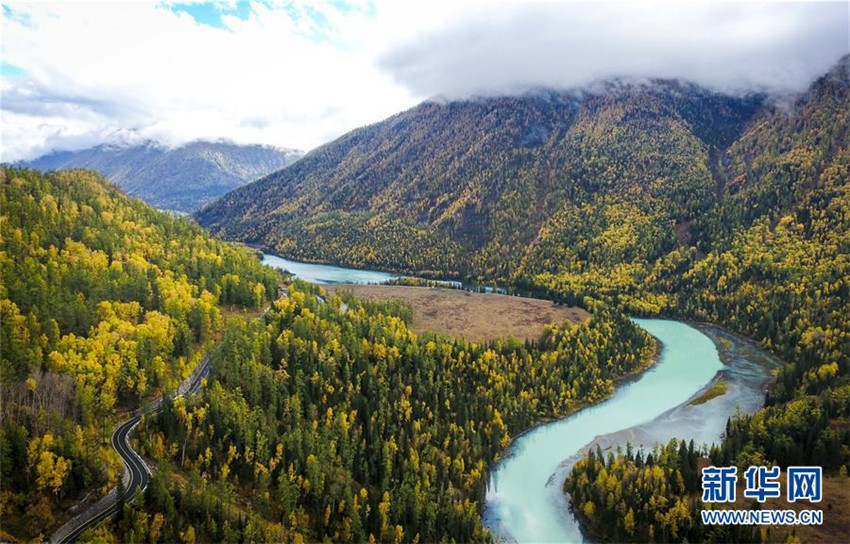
[2,1,848,161]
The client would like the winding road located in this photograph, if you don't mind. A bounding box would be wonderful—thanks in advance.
[50,351,213,544]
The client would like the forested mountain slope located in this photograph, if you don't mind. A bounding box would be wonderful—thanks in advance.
[196,82,764,277]
[4,54,846,544]
[559,57,850,543]
[0,167,279,540]
[23,140,302,213]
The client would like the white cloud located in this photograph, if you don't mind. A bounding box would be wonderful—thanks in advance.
[380,1,850,98]
[1,1,421,161]
[2,1,848,162]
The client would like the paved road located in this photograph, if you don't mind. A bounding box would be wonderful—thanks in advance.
[51,351,213,544]
[51,302,273,544]
[56,416,146,543]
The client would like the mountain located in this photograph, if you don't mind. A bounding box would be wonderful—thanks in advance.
[561,52,850,540]
[4,55,848,544]
[0,166,282,540]
[196,81,765,276]
[23,140,303,213]
[197,59,849,544]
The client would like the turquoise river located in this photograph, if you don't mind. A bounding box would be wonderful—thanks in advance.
[483,319,777,543]
[261,253,399,284]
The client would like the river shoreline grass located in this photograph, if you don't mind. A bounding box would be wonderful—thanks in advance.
[688,380,728,405]
[327,284,589,342]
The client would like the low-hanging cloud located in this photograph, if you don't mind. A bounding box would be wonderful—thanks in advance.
[380,2,850,98]
[2,1,848,162]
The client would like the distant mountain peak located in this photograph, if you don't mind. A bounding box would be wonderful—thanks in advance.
[23,140,304,212]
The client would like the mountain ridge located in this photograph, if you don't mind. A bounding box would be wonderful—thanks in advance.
[22,139,303,213]
[196,77,768,276]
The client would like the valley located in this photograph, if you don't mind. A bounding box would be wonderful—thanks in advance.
[1,43,847,544]
[191,55,849,543]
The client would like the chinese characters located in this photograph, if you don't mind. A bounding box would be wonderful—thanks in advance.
[701,466,823,504]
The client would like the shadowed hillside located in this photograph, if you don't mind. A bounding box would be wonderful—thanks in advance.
[24,140,302,213]
[196,82,764,277]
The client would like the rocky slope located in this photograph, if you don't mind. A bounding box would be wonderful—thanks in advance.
[25,140,302,212]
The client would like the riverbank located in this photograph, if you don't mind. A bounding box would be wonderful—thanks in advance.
[483,319,776,543]
[487,326,659,471]
[260,253,399,284]
[476,331,660,540]
[552,321,780,542]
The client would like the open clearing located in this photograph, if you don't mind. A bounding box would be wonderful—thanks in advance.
[325,285,589,342]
